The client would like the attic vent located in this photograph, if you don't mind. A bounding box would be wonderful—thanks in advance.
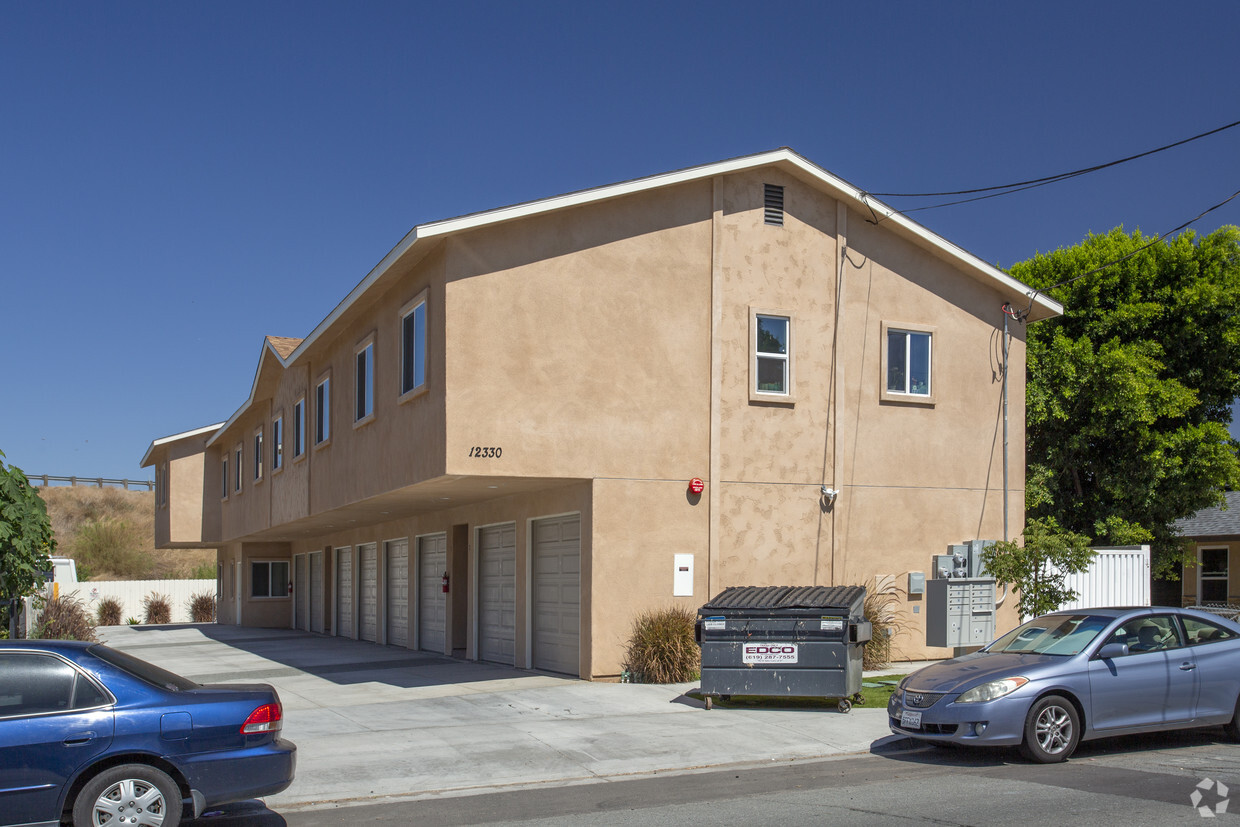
[764,184,784,226]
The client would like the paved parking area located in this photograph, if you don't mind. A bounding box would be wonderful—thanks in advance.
[97,624,905,812]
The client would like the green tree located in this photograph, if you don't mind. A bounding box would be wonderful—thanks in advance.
[1010,227,1240,576]
[981,519,1095,618]
[0,450,55,637]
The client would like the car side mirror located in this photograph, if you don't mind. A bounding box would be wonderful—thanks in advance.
[1097,642,1128,660]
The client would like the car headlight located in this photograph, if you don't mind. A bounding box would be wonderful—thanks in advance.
[955,677,1028,703]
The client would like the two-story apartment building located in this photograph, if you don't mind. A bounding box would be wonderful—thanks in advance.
[141,149,1061,678]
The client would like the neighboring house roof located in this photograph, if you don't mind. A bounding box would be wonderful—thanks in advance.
[140,422,225,467]
[203,147,1065,449]
[1173,491,1240,538]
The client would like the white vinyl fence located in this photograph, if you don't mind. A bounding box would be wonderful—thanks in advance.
[68,580,216,625]
[1057,545,1151,611]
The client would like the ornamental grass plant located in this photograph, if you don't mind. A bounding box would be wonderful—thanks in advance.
[142,592,172,624]
[622,605,700,684]
[188,591,216,623]
[96,596,123,626]
[35,593,97,641]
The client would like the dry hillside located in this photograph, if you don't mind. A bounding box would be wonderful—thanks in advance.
[37,486,215,580]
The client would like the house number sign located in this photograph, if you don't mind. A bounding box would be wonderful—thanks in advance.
[468,447,503,458]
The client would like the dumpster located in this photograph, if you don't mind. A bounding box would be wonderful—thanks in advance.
[696,585,871,712]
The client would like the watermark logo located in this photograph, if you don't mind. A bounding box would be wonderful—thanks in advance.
[1191,778,1229,818]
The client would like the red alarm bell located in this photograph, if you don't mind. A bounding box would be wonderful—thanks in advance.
[689,478,705,495]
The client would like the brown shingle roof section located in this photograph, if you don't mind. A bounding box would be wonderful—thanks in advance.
[266,336,303,359]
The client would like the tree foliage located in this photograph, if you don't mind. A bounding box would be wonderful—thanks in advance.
[0,450,56,636]
[981,519,1095,618]
[1010,227,1240,576]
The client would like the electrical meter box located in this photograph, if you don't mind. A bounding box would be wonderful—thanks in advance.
[926,577,996,647]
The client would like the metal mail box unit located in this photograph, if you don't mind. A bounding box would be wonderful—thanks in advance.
[926,577,996,647]
[696,585,871,712]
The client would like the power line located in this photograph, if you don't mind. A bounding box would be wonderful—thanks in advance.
[863,118,1240,210]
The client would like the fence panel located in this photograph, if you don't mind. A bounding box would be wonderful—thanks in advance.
[67,580,217,624]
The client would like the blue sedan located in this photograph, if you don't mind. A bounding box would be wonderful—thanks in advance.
[889,606,1240,762]
[0,639,295,826]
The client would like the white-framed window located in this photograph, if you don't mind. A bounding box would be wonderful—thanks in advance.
[293,397,306,459]
[221,456,229,500]
[272,415,284,472]
[157,462,168,508]
[750,309,794,402]
[355,335,375,424]
[315,376,331,445]
[400,291,428,399]
[250,560,290,599]
[253,428,264,482]
[1199,547,1229,603]
[882,322,935,403]
[234,445,243,493]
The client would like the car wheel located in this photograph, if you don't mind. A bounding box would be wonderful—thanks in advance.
[1224,694,1240,742]
[72,763,182,827]
[1019,694,1080,763]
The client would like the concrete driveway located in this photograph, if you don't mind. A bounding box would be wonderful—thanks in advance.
[96,624,906,813]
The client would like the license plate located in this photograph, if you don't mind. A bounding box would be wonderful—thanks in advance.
[900,710,922,729]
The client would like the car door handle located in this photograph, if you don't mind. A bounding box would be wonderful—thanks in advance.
[1179,662,1196,671]
[63,731,97,746]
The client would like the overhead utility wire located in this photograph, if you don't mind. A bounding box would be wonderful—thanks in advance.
[867,117,1240,199]
[1007,184,1240,322]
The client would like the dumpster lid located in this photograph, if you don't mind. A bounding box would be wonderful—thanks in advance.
[700,585,865,612]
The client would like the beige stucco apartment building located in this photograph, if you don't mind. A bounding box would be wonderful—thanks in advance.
[141,149,1061,678]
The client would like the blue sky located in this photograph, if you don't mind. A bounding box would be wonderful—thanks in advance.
[4,1,1240,481]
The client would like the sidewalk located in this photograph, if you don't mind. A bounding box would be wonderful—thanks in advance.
[97,625,925,812]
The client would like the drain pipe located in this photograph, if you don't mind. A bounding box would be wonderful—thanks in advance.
[1003,307,1009,543]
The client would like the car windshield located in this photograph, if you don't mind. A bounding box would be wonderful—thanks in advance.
[87,644,199,692]
[986,614,1111,656]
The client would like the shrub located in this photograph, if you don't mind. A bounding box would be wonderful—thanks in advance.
[71,517,152,579]
[863,577,908,670]
[187,562,217,580]
[188,592,216,623]
[96,596,123,626]
[143,592,172,625]
[34,593,97,641]
[622,606,700,683]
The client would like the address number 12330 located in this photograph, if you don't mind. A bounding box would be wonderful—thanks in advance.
[469,447,502,458]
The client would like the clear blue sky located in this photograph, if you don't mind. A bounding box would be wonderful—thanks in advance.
[4,1,1240,481]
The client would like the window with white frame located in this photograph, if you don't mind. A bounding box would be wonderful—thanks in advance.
[400,293,428,397]
[221,457,229,500]
[315,377,331,445]
[272,415,283,472]
[355,337,374,423]
[253,428,263,481]
[751,311,793,400]
[250,560,290,599]
[234,445,243,493]
[1200,547,1229,603]
[883,323,934,401]
[293,398,305,458]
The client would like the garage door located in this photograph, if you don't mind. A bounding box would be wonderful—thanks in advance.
[418,534,446,653]
[359,543,378,642]
[478,524,516,665]
[294,554,307,631]
[336,547,353,638]
[386,539,410,647]
[533,516,580,676]
[310,551,324,633]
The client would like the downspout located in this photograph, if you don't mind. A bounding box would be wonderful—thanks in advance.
[997,307,1010,608]
[831,202,848,586]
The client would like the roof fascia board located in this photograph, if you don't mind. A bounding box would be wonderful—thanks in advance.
[141,422,224,467]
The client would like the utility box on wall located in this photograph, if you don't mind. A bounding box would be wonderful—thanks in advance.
[926,578,996,647]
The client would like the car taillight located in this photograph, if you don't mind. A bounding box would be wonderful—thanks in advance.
[241,702,283,734]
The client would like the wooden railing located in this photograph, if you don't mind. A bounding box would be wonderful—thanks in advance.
[29,475,154,492]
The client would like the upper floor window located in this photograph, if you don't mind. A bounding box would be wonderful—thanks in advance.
[751,310,793,402]
[355,337,375,424]
[400,293,428,398]
[293,398,305,458]
[221,457,229,500]
[234,445,243,493]
[882,323,935,403]
[272,416,283,472]
[253,428,264,481]
[315,377,331,445]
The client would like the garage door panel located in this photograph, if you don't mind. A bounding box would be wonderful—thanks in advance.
[478,525,516,665]
[359,543,377,642]
[336,548,353,639]
[386,540,409,648]
[532,516,580,676]
[418,535,447,654]
[310,552,324,634]
[294,554,307,631]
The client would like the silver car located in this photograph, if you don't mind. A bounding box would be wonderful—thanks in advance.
[888,606,1240,762]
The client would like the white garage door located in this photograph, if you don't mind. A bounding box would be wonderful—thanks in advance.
[310,551,324,633]
[386,539,410,648]
[418,534,447,653]
[294,554,307,631]
[336,547,353,639]
[533,516,581,676]
[478,524,516,665]
[359,543,378,642]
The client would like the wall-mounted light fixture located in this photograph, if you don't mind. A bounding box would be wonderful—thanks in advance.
[820,485,839,507]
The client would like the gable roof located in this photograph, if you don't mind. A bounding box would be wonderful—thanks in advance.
[204,148,1064,449]
[1173,491,1240,538]
[140,422,224,467]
